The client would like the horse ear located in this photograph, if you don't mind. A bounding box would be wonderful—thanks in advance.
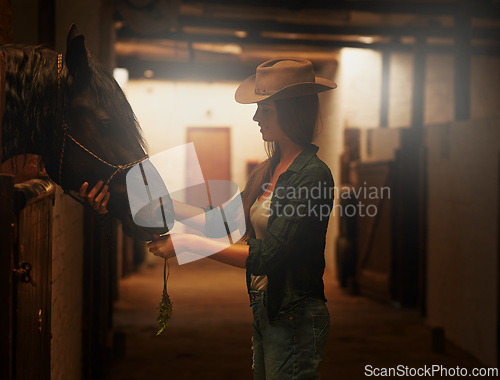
[65,24,91,85]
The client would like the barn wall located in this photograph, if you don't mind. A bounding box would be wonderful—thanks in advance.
[425,119,499,367]
[8,1,85,379]
[123,80,263,194]
[11,0,37,43]
[320,45,499,367]
[53,1,115,378]
[51,190,85,380]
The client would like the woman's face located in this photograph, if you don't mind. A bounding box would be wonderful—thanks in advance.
[253,100,287,142]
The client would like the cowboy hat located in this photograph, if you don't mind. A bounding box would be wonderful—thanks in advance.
[235,58,337,104]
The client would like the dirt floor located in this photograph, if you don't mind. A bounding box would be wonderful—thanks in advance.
[107,256,490,379]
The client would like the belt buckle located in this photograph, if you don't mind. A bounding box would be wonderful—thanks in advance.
[249,291,262,305]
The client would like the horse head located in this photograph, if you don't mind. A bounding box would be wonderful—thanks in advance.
[1,25,172,240]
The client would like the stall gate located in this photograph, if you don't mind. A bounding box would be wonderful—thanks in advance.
[0,175,54,380]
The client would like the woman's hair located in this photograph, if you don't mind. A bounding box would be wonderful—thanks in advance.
[240,93,319,240]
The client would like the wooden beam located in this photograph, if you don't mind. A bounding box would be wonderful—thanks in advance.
[0,0,12,165]
[411,37,426,131]
[37,0,55,47]
[497,151,500,366]
[380,49,390,127]
[454,3,471,120]
[0,175,15,380]
[116,15,500,41]
[116,56,258,80]
[0,0,12,44]
[182,0,500,17]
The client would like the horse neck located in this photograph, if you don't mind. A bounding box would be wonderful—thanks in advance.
[1,46,62,163]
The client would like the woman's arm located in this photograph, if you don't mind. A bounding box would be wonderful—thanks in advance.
[147,233,249,269]
[171,199,206,231]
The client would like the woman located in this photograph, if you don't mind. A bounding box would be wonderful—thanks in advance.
[84,58,336,379]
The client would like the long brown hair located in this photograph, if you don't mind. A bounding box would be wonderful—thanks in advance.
[241,94,319,240]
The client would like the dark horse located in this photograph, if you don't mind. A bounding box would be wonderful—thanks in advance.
[1,25,171,240]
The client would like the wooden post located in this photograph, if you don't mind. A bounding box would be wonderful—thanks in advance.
[411,36,426,132]
[1,52,5,165]
[454,2,471,121]
[497,151,500,366]
[38,0,55,47]
[380,49,390,128]
[1,0,11,169]
[0,175,15,380]
[0,0,12,164]
[0,0,12,44]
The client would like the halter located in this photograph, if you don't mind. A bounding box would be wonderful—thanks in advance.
[56,53,149,194]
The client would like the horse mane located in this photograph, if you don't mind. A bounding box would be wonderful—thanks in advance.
[1,45,61,161]
[1,44,147,163]
[86,56,148,152]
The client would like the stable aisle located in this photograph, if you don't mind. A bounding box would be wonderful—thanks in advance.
[108,256,487,379]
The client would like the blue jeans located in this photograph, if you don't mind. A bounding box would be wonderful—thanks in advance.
[250,290,330,380]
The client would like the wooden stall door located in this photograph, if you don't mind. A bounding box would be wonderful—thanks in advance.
[0,176,54,380]
[353,162,395,303]
[186,127,231,208]
[82,212,117,380]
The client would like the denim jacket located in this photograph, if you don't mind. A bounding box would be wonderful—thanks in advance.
[205,144,335,321]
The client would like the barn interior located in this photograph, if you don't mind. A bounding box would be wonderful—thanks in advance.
[1,0,500,379]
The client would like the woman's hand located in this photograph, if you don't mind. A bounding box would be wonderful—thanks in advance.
[79,181,110,215]
[147,233,178,259]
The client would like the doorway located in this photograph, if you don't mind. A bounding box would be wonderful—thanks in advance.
[186,127,231,208]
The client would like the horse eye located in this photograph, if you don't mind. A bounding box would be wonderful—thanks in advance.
[100,119,113,129]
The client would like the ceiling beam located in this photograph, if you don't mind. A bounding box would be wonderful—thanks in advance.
[182,0,500,17]
[116,56,259,80]
[116,30,500,57]
[116,16,500,41]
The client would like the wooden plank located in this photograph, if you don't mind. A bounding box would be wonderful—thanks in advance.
[353,161,394,303]
[0,0,12,165]
[15,195,53,380]
[380,50,390,128]
[82,210,115,379]
[497,151,500,366]
[0,0,12,44]
[1,45,5,165]
[418,146,428,316]
[181,0,499,16]
[0,174,15,380]
[392,131,421,307]
[411,37,426,131]
[454,6,471,121]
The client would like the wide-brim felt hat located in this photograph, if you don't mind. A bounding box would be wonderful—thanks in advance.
[235,58,337,104]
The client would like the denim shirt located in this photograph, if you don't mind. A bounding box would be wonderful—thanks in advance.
[204,144,335,321]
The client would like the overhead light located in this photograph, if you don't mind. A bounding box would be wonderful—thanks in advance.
[193,43,242,55]
[358,36,375,44]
